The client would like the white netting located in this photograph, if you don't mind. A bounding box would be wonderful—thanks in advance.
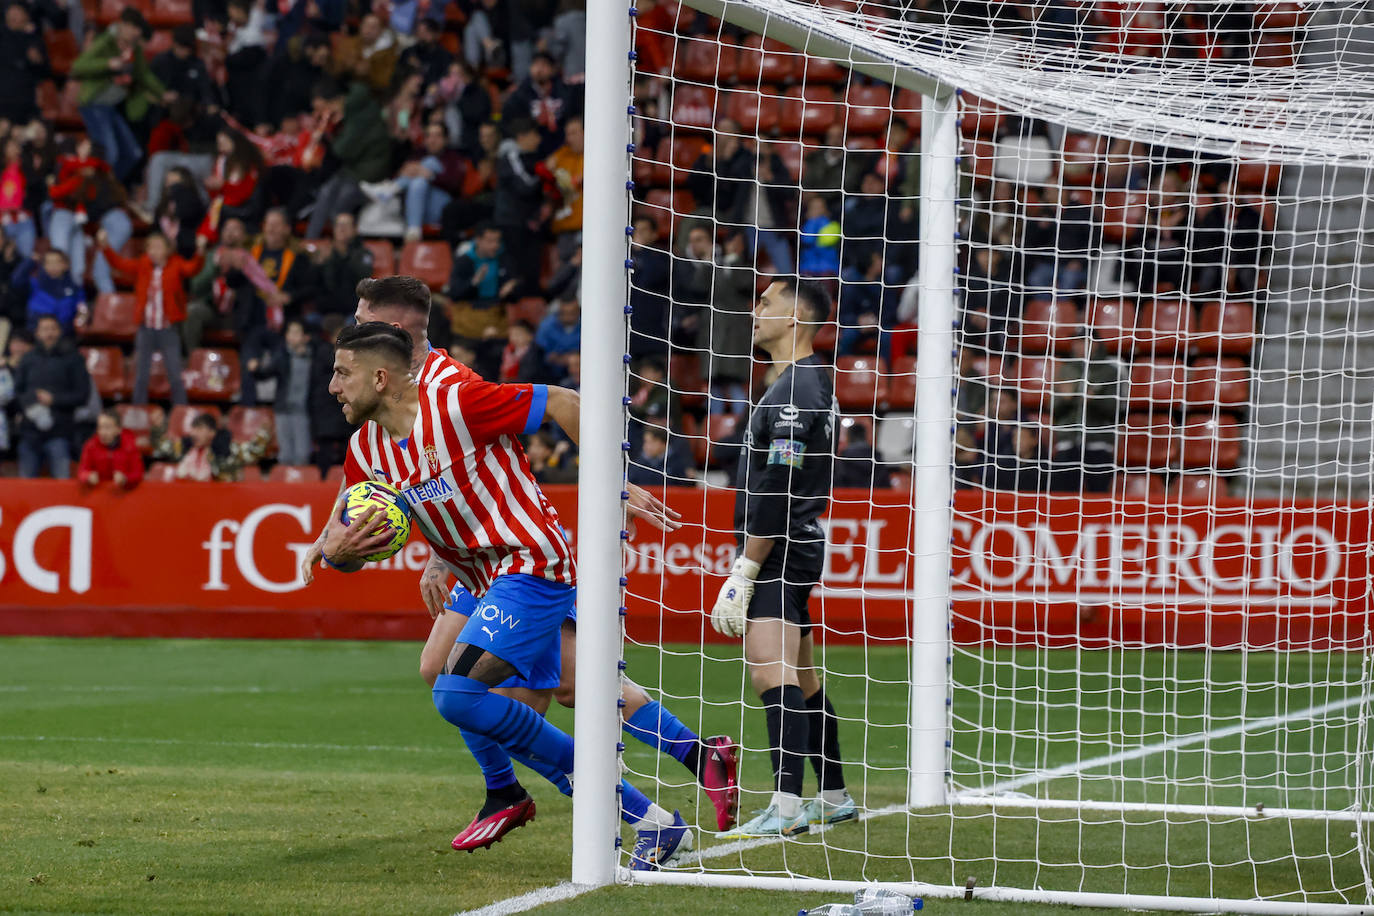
[607,0,1374,911]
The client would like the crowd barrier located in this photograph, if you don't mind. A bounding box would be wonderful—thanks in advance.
[0,482,1367,650]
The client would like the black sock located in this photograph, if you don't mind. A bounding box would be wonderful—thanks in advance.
[478,781,529,819]
[761,685,809,798]
[681,744,703,782]
[804,688,847,792]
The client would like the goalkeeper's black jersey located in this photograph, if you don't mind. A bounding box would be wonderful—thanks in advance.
[733,354,836,547]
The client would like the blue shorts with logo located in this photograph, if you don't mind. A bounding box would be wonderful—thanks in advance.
[444,576,577,690]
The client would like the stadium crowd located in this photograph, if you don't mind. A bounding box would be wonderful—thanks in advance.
[0,0,1278,496]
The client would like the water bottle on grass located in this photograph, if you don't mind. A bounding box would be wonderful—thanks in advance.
[797,904,860,916]
[853,887,923,913]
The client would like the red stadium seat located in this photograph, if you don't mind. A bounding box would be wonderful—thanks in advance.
[98,0,145,25]
[399,241,452,290]
[226,406,276,452]
[845,83,893,136]
[703,412,741,469]
[129,350,172,401]
[146,462,179,482]
[167,404,221,440]
[1179,412,1241,469]
[892,89,922,133]
[82,346,128,399]
[779,86,842,138]
[147,0,193,25]
[801,55,845,86]
[760,138,804,183]
[736,36,799,85]
[889,324,918,358]
[669,135,711,185]
[44,29,79,75]
[1255,0,1307,29]
[364,239,396,277]
[1115,471,1165,501]
[1018,298,1083,355]
[632,138,669,190]
[958,93,1003,139]
[145,29,174,57]
[1086,297,1134,355]
[721,86,778,134]
[887,355,917,410]
[268,464,323,484]
[642,188,695,242]
[184,348,241,403]
[812,321,838,354]
[1061,132,1105,186]
[1117,412,1177,469]
[675,35,737,83]
[671,84,718,130]
[1234,160,1281,192]
[1127,360,1186,409]
[1134,299,1194,355]
[55,78,84,129]
[1013,355,1058,410]
[834,356,889,411]
[1099,189,1150,243]
[325,465,346,483]
[1186,357,1250,410]
[506,297,547,326]
[667,352,705,401]
[1170,472,1231,503]
[240,466,265,482]
[1193,301,1254,357]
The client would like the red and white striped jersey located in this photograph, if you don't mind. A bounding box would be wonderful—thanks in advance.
[418,345,480,387]
[343,375,574,597]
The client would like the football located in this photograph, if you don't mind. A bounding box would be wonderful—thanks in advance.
[339,480,412,562]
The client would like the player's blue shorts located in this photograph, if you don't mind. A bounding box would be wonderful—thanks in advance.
[445,577,576,690]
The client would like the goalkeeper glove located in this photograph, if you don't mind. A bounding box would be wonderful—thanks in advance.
[711,557,760,638]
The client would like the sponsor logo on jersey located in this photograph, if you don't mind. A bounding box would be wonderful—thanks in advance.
[774,404,805,430]
[768,438,806,468]
[372,468,391,482]
[403,476,455,506]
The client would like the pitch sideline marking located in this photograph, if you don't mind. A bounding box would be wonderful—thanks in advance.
[969,688,1374,796]
[0,734,450,754]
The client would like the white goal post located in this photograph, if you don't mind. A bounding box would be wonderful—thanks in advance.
[573,0,1374,911]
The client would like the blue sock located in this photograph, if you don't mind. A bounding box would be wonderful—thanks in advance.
[460,727,518,791]
[506,746,572,796]
[620,778,651,826]
[433,675,575,789]
[624,700,701,772]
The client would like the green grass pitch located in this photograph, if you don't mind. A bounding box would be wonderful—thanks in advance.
[1,637,1368,915]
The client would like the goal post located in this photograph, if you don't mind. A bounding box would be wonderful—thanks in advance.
[576,0,1374,910]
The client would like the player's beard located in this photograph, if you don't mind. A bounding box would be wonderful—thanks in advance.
[342,390,382,426]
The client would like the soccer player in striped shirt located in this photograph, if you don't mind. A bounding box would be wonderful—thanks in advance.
[300,277,739,846]
[318,321,693,868]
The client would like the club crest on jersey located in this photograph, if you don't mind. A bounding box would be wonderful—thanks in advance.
[403,476,454,506]
[423,444,440,475]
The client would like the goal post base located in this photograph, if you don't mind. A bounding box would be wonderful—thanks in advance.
[623,869,1374,915]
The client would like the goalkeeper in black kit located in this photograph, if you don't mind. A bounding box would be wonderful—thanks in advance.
[712,278,856,838]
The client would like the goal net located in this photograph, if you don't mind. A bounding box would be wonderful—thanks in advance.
[585,0,1374,911]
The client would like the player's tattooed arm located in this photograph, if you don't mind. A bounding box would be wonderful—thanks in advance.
[319,505,394,573]
[300,481,349,585]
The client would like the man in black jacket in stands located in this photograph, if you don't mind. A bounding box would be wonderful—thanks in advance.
[15,315,90,478]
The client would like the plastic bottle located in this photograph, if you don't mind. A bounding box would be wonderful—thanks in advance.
[853,887,923,913]
[797,905,861,916]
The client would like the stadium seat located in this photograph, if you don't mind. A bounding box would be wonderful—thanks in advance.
[676,36,729,82]
[958,93,1003,139]
[98,0,145,25]
[703,412,741,469]
[226,406,276,453]
[886,355,917,410]
[55,77,85,129]
[145,29,174,57]
[1013,356,1058,410]
[184,348,241,403]
[167,404,221,440]
[1098,189,1150,243]
[892,88,922,133]
[633,138,671,189]
[736,36,798,85]
[721,86,777,134]
[889,324,918,359]
[1170,472,1231,503]
[1234,160,1281,192]
[1255,0,1307,29]
[82,346,128,399]
[1187,357,1250,410]
[845,83,893,136]
[1115,471,1166,501]
[325,466,346,483]
[128,350,172,401]
[1117,411,1177,469]
[875,414,916,464]
[506,297,547,327]
[812,321,838,354]
[364,239,396,277]
[115,404,155,453]
[1193,301,1254,356]
[146,462,179,482]
[43,29,78,75]
[399,241,452,290]
[1135,299,1194,355]
[801,54,845,86]
[1060,132,1105,185]
[268,464,323,484]
[779,86,842,137]
[642,188,695,240]
[1086,297,1135,355]
[760,138,804,183]
[1179,412,1241,469]
[1127,361,1186,409]
[671,84,718,130]
[669,135,711,184]
[147,0,193,25]
[240,466,264,482]
[1018,298,1083,355]
[834,356,889,411]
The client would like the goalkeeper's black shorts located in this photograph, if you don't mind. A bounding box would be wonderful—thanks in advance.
[746,539,824,639]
